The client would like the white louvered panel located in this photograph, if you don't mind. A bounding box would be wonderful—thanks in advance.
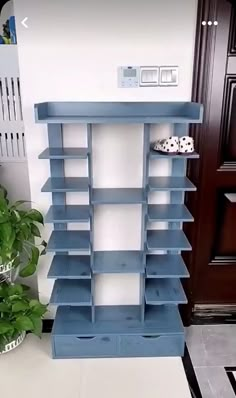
[0,46,25,162]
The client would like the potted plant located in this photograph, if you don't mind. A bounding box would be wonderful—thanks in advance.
[0,185,46,277]
[0,282,47,353]
[0,185,48,353]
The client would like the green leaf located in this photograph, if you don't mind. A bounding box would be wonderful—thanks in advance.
[1,222,12,242]
[0,320,14,334]
[29,315,43,337]
[0,303,10,312]
[0,185,8,200]
[8,284,23,296]
[31,247,40,264]
[19,261,36,278]
[28,209,44,225]
[21,223,31,240]
[31,224,41,238]
[12,301,29,312]
[12,256,21,268]
[21,284,30,291]
[0,285,8,298]
[14,315,34,331]
[30,300,47,317]
[14,239,23,253]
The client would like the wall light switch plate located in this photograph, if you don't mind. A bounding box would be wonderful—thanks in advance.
[139,66,159,86]
[159,66,179,86]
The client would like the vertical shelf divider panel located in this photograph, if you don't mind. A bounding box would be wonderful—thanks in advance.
[141,124,150,322]
[36,102,203,359]
[87,123,95,323]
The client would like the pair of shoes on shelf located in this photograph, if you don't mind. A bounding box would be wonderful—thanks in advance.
[153,136,194,155]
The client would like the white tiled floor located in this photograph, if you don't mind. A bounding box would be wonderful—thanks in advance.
[0,334,191,398]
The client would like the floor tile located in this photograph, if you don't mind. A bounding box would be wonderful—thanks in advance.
[80,357,191,398]
[186,325,236,367]
[195,367,236,398]
[0,334,82,398]
[0,334,192,398]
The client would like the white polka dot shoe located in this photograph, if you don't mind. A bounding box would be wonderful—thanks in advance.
[153,136,179,154]
[179,136,194,154]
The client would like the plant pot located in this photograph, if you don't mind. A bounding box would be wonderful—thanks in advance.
[0,259,14,275]
[0,332,26,355]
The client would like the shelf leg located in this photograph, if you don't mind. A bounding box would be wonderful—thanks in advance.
[87,123,95,323]
[141,123,150,322]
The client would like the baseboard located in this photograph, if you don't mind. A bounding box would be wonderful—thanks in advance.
[192,305,236,324]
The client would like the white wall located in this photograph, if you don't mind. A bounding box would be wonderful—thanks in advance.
[14,0,197,317]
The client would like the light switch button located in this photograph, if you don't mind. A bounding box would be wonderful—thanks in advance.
[140,67,159,86]
[160,66,179,86]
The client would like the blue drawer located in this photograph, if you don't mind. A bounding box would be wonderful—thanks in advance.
[53,335,117,359]
[119,335,184,357]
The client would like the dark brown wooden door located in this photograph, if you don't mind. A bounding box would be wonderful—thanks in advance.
[189,0,236,304]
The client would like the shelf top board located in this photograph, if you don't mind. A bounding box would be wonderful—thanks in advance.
[48,255,91,279]
[92,188,146,205]
[149,149,200,159]
[39,147,88,159]
[50,279,92,306]
[52,305,184,336]
[47,230,90,252]
[145,278,187,305]
[148,204,194,222]
[41,177,89,193]
[35,102,203,124]
[146,254,189,278]
[148,176,196,191]
[45,205,90,223]
[93,251,145,274]
[147,229,192,251]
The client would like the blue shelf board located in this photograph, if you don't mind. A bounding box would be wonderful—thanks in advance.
[146,255,189,278]
[35,102,203,124]
[92,188,146,204]
[148,204,194,222]
[42,177,89,192]
[47,231,90,252]
[150,149,199,159]
[147,230,191,251]
[50,280,92,306]
[149,177,196,191]
[93,251,145,274]
[39,147,88,159]
[45,205,90,223]
[48,255,91,279]
[145,278,187,305]
[52,304,184,336]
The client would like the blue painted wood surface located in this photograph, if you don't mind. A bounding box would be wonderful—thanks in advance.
[39,147,88,159]
[92,188,145,204]
[93,251,144,274]
[35,102,203,124]
[52,304,184,336]
[42,177,89,192]
[148,204,193,222]
[149,150,199,159]
[146,255,189,278]
[48,255,91,279]
[50,280,92,305]
[145,278,187,304]
[47,231,90,252]
[147,230,192,251]
[148,176,196,191]
[45,205,90,223]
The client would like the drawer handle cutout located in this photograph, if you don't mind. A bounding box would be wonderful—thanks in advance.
[76,337,96,341]
[141,335,161,339]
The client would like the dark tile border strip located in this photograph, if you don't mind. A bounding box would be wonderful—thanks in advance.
[225,367,236,395]
[182,346,202,398]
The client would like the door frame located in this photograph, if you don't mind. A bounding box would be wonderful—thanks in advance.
[183,0,233,323]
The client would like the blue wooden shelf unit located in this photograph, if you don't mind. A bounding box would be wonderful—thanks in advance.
[35,101,203,359]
